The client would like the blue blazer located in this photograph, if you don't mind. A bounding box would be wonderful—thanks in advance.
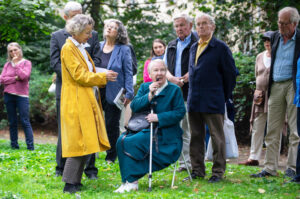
[187,36,237,114]
[100,41,134,104]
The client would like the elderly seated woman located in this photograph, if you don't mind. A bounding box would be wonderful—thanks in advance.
[114,59,186,193]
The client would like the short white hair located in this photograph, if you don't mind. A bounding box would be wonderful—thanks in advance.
[66,14,94,36]
[64,1,82,17]
[173,13,193,24]
[195,12,215,25]
[278,7,300,26]
[147,59,167,75]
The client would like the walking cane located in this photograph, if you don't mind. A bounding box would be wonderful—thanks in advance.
[148,102,156,192]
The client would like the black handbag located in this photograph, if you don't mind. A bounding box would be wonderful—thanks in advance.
[127,111,150,133]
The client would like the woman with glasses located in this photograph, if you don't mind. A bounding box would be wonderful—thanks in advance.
[0,42,34,150]
[99,19,134,164]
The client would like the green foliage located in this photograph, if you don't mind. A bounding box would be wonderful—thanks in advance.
[29,68,56,126]
[0,0,63,72]
[233,53,256,143]
[0,139,299,198]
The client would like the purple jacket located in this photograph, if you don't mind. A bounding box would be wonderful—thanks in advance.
[0,59,32,96]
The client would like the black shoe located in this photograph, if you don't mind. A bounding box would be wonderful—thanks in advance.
[55,170,63,177]
[284,168,296,178]
[250,170,273,178]
[182,172,204,182]
[208,176,222,183]
[11,146,19,150]
[63,183,78,194]
[75,183,83,191]
[87,173,98,180]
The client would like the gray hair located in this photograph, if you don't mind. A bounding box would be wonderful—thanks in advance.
[173,13,193,24]
[147,59,167,75]
[7,42,23,62]
[278,7,300,26]
[66,14,94,36]
[103,19,129,45]
[64,1,82,17]
[195,12,215,25]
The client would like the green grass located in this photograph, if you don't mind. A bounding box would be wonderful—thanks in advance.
[0,139,299,199]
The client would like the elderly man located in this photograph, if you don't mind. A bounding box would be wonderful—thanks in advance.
[163,13,198,172]
[50,1,100,179]
[251,7,300,178]
[186,13,236,183]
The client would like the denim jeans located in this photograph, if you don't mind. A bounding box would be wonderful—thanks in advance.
[4,93,34,150]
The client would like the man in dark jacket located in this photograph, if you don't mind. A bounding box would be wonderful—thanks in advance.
[187,13,236,183]
[50,1,100,179]
[164,13,198,172]
[251,7,300,179]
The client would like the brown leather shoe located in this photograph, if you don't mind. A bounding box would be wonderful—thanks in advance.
[238,159,259,166]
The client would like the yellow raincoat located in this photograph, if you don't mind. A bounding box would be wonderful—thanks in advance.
[60,39,110,157]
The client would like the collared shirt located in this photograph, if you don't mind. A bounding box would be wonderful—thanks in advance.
[69,37,92,72]
[195,36,212,65]
[273,31,296,82]
[69,37,98,94]
[163,34,192,77]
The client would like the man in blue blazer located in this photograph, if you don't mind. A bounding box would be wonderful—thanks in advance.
[186,13,236,183]
[50,1,100,179]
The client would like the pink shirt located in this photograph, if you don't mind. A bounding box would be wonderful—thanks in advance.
[0,59,32,96]
[143,59,152,82]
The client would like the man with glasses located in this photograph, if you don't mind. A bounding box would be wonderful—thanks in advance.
[251,7,300,179]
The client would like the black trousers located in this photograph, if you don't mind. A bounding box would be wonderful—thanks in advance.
[100,89,122,162]
[55,99,98,177]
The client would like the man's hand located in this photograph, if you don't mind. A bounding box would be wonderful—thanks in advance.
[180,72,189,83]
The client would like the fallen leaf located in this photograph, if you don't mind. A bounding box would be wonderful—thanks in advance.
[258,188,265,194]
[159,185,164,189]
[194,188,199,193]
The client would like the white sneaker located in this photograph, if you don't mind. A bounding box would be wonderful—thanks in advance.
[114,183,126,193]
[123,181,138,193]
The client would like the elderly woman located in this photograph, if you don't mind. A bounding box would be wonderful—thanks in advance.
[114,59,186,193]
[0,42,34,150]
[99,19,134,163]
[143,39,166,82]
[60,14,117,193]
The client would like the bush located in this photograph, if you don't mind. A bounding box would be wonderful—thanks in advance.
[233,53,256,144]
[29,68,56,128]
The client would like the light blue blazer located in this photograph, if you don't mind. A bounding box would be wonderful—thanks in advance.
[100,41,134,104]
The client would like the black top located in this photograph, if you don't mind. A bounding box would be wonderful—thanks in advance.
[100,51,112,69]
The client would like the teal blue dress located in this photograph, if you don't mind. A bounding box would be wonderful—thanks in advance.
[116,82,186,183]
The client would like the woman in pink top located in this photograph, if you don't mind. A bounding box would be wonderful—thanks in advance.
[143,39,166,82]
[0,42,34,150]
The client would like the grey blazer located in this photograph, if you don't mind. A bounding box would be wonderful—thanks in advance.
[50,29,101,99]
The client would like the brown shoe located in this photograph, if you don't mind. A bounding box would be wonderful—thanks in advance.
[238,159,259,166]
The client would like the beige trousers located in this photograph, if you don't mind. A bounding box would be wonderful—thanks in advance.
[249,112,267,160]
[264,80,299,175]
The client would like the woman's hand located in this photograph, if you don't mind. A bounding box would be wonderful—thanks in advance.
[146,113,158,123]
[149,82,160,97]
[106,70,118,82]
[123,98,131,107]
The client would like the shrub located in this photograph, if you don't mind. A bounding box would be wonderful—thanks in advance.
[29,68,56,128]
[233,53,256,144]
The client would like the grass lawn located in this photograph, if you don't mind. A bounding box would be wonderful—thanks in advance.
[0,139,299,199]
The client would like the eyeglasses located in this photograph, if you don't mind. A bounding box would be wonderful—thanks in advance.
[277,21,292,26]
[105,25,118,30]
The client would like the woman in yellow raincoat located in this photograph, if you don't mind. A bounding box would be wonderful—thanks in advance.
[60,14,118,194]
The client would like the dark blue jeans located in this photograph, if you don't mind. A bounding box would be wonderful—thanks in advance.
[4,93,34,150]
[295,107,300,181]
